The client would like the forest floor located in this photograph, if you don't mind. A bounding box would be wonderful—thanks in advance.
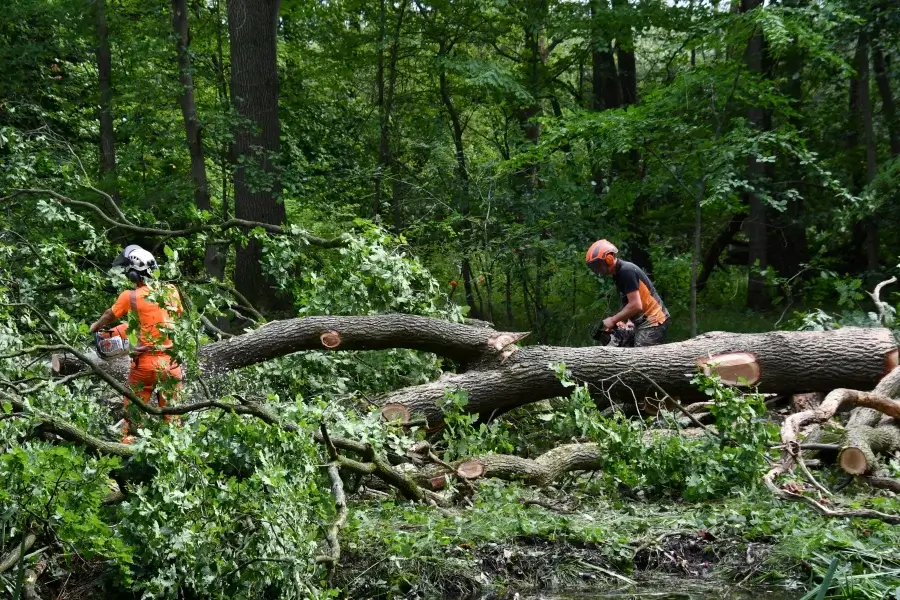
[335,480,900,599]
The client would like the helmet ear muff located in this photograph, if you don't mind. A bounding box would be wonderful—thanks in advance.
[126,269,142,283]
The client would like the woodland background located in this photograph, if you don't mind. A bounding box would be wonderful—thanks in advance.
[2,0,900,598]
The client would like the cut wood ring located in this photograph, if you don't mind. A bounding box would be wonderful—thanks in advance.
[320,330,341,349]
[381,404,411,423]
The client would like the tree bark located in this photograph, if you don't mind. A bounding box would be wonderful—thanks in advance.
[437,41,479,319]
[697,214,746,292]
[612,0,636,106]
[92,0,118,201]
[839,421,900,475]
[767,0,808,280]
[690,180,706,337]
[373,0,406,222]
[742,0,769,310]
[856,31,879,271]
[379,326,897,426]
[53,316,898,430]
[171,0,225,280]
[774,366,900,479]
[872,45,900,157]
[227,0,287,313]
[457,443,605,487]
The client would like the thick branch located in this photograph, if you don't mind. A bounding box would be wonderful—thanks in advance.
[0,532,37,575]
[2,393,135,457]
[765,367,900,522]
[316,463,349,579]
[55,314,526,379]
[3,188,343,248]
[454,443,604,487]
[839,421,900,475]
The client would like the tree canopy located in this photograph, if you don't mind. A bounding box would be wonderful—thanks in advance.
[2,0,900,598]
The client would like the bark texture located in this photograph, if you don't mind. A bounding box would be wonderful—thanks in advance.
[171,0,224,279]
[872,44,900,157]
[93,0,118,200]
[379,326,897,426]
[456,443,604,486]
[53,316,897,430]
[741,0,770,310]
[840,422,900,475]
[227,0,287,312]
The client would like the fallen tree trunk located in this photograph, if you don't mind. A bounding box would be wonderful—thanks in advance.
[380,327,898,426]
[418,427,715,489]
[53,316,897,428]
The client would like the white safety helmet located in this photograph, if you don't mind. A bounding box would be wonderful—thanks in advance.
[112,245,157,280]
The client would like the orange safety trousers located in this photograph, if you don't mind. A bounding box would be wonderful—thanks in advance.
[122,352,182,443]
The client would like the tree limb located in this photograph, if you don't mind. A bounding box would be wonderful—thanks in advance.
[2,188,344,248]
[0,532,37,575]
[315,464,349,583]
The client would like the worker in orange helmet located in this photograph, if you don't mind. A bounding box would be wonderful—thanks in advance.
[89,245,184,443]
[585,240,670,347]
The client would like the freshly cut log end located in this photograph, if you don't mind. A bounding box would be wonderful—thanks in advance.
[838,422,900,474]
[320,330,341,349]
[697,352,760,385]
[381,404,410,423]
[429,475,448,490]
[456,460,485,479]
[886,348,899,375]
[839,447,870,475]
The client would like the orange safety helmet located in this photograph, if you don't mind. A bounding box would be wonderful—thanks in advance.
[585,239,618,269]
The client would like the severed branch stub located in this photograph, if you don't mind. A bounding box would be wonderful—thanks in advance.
[866,276,897,325]
[320,330,341,349]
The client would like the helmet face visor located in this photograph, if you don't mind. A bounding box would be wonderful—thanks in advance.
[587,260,607,275]
[111,253,130,268]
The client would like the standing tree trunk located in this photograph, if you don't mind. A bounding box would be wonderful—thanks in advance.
[438,45,480,320]
[612,0,637,106]
[171,0,225,280]
[855,31,879,271]
[227,0,288,313]
[742,0,770,310]
[92,0,118,202]
[872,41,900,157]
[690,180,707,337]
[767,0,808,281]
[373,0,406,223]
[590,0,623,112]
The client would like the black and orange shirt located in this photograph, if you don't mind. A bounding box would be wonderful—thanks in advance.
[612,260,669,326]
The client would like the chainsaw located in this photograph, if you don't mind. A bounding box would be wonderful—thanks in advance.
[93,327,132,358]
[591,321,635,347]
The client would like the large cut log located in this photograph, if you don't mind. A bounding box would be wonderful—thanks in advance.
[380,327,897,426]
